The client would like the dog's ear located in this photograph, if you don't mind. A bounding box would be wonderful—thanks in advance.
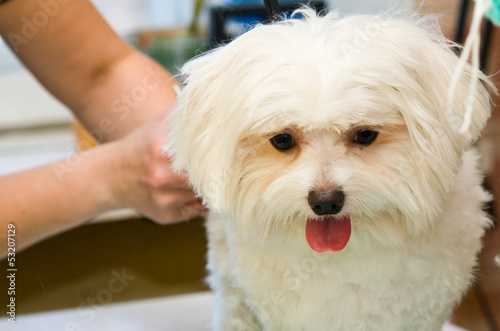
[403,31,492,150]
[167,48,242,212]
[442,54,492,147]
[365,20,493,225]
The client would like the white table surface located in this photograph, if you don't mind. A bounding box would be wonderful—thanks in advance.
[0,292,213,331]
[0,290,469,331]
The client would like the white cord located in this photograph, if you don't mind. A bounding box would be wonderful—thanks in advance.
[447,0,493,134]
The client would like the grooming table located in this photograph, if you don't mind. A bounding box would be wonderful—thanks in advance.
[0,292,213,331]
[0,290,468,331]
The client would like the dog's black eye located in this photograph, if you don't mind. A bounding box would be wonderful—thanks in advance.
[270,133,295,151]
[353,130,378,146]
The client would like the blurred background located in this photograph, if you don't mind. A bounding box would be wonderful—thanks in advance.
[0,0,498,330]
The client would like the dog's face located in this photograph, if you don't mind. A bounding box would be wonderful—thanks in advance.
[169,10,490,252]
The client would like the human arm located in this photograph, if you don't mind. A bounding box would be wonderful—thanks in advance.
[0,0,204,257]
[0,0,172,139]
[0,116,204,257]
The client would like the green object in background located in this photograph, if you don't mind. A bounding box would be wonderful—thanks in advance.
[137,0,207,75]
[145,36,208,75]
[131,32,209,76]
[485,0,500,26]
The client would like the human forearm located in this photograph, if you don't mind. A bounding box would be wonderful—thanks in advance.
[0,120,205,258]
[78,51,178,141]
[0,0,128,113]
[0,0,177,141]
[0,142,120,257]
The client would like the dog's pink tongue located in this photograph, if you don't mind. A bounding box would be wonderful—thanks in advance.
[306,217,351,252]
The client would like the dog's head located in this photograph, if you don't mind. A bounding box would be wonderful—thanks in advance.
[168,9,491,252]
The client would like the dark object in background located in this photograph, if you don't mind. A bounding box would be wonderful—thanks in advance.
[209,1,326,46]
[264,0,282,19]
[453,0,493,70]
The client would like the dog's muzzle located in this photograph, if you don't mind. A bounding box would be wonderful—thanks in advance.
[308,190,344,215]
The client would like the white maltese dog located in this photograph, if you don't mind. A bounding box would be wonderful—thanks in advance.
[168,8,492,331]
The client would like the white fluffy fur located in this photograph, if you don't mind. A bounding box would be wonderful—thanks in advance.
[168,9,492,331]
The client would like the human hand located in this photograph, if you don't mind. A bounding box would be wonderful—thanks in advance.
[107,111,206,224]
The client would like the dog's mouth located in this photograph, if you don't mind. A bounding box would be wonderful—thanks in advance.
[305,216,351,252]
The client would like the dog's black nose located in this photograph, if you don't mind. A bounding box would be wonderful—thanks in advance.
[308,190,344,215]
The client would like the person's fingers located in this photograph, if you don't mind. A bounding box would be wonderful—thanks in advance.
[163,171,191,186]
[151,189,198,208]
[149,198,206,224]
[141,168,191,189]
[177,199,207,222]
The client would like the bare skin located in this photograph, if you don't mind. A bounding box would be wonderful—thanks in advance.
[0,0,204,257]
